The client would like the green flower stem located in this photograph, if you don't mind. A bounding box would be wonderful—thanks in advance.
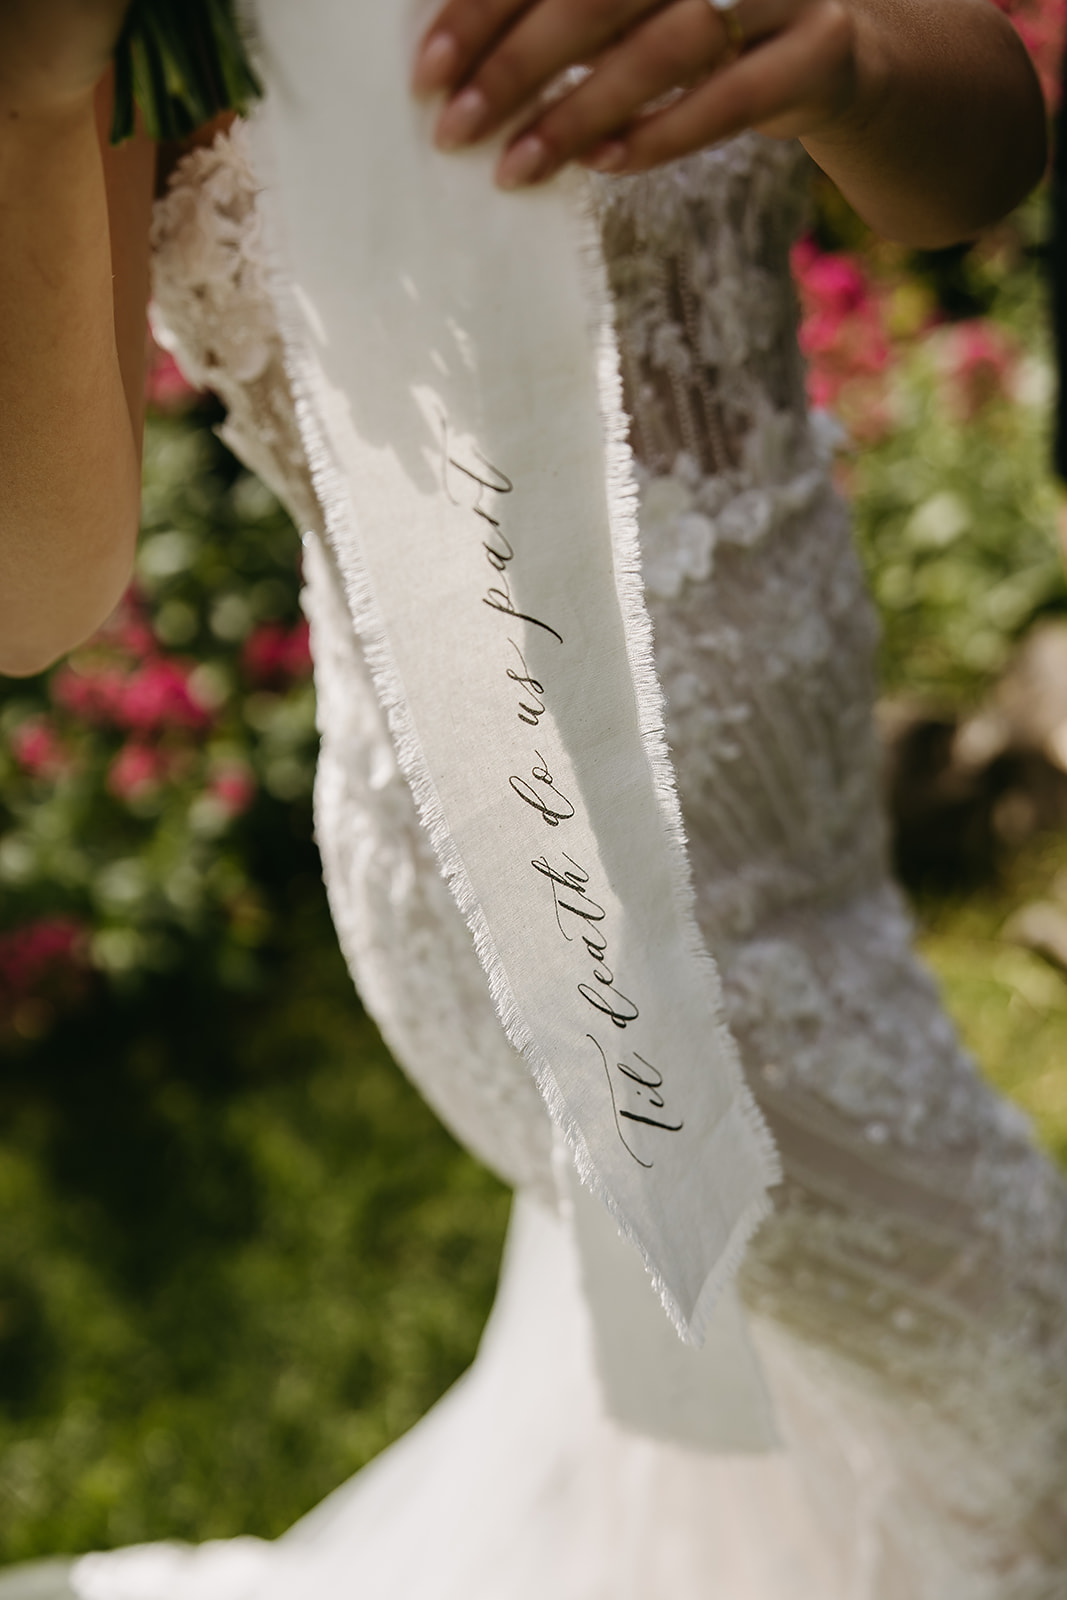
[110,0,261,145]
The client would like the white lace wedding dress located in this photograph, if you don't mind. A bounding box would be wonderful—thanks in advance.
[4,126,1067,1599]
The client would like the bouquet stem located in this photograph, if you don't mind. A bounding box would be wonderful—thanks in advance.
[111,0,261,145]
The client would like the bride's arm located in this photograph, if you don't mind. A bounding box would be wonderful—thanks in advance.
[413,0,1046,250]
[0,6,155,679]
[792,0,1047,248]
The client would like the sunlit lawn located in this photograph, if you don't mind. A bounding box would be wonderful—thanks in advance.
[918,831,1067,1166]
[0,884,510,1563]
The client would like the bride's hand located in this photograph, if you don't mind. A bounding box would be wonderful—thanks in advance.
[412,0,856,187]
[0,0,131,122]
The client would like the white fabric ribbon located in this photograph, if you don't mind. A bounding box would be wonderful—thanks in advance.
[247,0,778,1341]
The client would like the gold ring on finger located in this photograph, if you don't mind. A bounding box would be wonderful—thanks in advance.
[706,0,746,59]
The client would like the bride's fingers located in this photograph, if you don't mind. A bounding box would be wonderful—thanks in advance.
[425,0,664,148]
[581,0,853,172]
[414,0,532,94]
[494,0,732,188]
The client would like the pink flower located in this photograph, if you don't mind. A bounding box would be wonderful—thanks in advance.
[936,319,1019,420]
[207,760,257,818]
[114,617,155,656]
[792,240,872,319]
[0,917,86,996]
[116,658,212,735]
[11,717,74,780]
[51,661,129,723]
[144,340,201,414]
[791,238,893,436]
[0,916,89,1030]
[53,654,213,737]
[992,0,1066,106]
[242,620,313,687]
[108,741,170,802]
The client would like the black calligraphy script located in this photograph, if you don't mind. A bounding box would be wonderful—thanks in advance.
[589,1036,684,1170]
[440,423,684,1169]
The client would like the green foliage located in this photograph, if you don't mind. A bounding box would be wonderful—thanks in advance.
[111,0,261,145]
[0,410,318,1026]
[851,242,1066,701]
[804,183,1067,704]
[0,891,508,1561]
[852,342,1064,700]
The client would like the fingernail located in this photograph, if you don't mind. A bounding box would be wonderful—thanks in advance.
[496,135,550,190]
[435,86,489,149]
[582,140,628,173]
[413,31,458,94]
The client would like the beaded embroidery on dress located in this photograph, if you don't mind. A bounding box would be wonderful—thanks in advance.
[3,123,1066,1599]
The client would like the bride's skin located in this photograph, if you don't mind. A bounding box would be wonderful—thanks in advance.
[0,2,153,677]
[0,0,1047,678]
[416,0,1046,246]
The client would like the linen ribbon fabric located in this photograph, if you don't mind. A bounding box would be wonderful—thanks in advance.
[246,0,779,1343]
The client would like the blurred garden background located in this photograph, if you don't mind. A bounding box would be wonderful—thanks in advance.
[4,0,1067,1562]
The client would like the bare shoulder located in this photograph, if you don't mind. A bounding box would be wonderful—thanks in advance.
[93,75,157,439]
[91,80,234,430]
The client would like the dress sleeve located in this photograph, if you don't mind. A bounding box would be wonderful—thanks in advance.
[149,123,322,537]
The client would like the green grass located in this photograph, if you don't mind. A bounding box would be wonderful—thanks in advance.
[917,832,1067,1167]
[4,840,1067,1564]
[0,883,509,1562]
